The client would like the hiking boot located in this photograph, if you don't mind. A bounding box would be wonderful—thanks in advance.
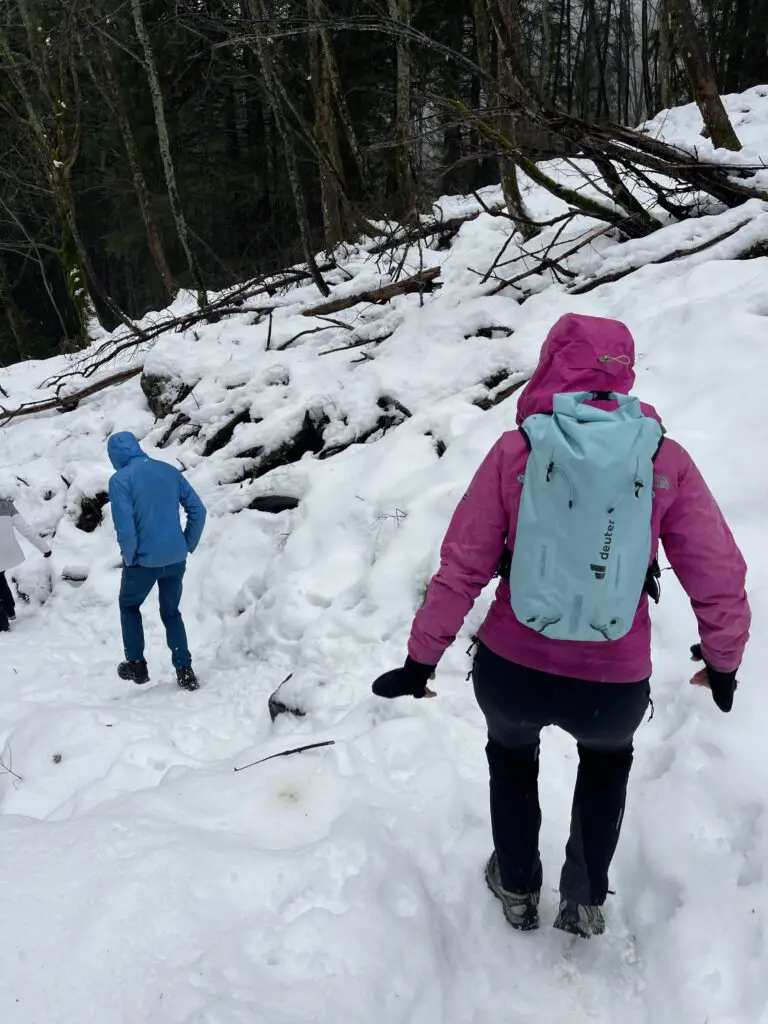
[117,659,150,685]
[554,899,606,938]
[485,851,540,931]
[176,666,199,691]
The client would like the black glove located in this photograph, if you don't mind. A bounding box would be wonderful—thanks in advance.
[691,644,738,713]
[372,656,436,699]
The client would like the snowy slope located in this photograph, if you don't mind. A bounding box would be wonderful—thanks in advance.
[1,93,767,1024]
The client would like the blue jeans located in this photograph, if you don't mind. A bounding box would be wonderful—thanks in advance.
[119,562,191,669]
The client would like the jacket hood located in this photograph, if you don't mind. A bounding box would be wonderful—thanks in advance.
[108,431,145,470]
[517,313,639,425]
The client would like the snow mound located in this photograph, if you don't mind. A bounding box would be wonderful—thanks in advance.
[1,91,768,1023]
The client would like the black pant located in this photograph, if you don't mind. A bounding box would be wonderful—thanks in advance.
[473,642,650,906]
[0,571,15,630]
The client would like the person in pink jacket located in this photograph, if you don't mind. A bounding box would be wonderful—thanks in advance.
[372,313,750,938]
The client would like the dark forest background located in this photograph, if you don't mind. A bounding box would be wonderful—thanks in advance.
[1,0,766,364]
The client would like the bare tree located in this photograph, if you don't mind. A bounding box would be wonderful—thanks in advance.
[309,0,345,249]
[83,4,176,298]
[387,0,422,221]
[0,1,97,347]
[130,0,207,303]
[667,0,742,150]
[245,0,330,296]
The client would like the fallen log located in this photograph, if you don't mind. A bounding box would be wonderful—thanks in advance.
[569,218,751,295]
[302,267,441,318]
[41,261,339,391]
[0,366,142,426]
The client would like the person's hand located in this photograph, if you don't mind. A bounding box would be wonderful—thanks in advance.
[44,550,52,559]
[372,657,437,699]
[690,644,738,713]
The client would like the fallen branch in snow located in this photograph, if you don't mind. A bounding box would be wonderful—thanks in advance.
[569,218,752,295]
[363,209,498,255]
[319,330,396,356]
[474,376,529,410]
[0,751,22,782]
[277,319,354,352]
[301,267,441,317]
[234,740,336,772]
[0,366,143,426]
[40,262,339,391]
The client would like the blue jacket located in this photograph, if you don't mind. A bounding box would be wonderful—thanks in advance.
[107,432,206,568]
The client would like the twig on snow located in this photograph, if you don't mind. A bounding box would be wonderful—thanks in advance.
[234,740,336,772]
[0,750,22,782]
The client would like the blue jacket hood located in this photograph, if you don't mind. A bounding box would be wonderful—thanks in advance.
[108,431,144,470]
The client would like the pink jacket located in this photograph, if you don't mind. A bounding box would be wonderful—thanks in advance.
[408,314,750,683]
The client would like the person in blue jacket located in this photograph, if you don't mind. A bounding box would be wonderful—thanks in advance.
[108,431,207,690]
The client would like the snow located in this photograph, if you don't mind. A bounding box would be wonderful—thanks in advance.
[1,90,768,1023]
[642,85,768,192]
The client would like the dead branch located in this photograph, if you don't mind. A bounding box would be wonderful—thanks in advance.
[0,751,22,782]
[1,367,142,426]
[474,377,529,410]
[40,262,338,391]
[302,267,440,317]
[569,218,751,295]
[276,323,351,352]
[234,740,336,772]
[319,330,396,356]
[364,210,493,255]
[489,223,617,295]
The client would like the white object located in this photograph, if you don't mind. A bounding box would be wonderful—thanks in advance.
[0,497,51,571]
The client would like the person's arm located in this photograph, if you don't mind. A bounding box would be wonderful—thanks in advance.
[408,438,509,666]
[10,505,51,556]
[660,443,750,673]
[180,476,206,554]
[108,475,138,566]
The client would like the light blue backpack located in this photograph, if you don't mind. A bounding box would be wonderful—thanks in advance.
[509,391,663,642]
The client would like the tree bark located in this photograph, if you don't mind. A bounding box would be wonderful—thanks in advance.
[667,0,742,150]
[318,23,369,190]
[130,0,208,304]
[386,0,421,222]
[309,0,345,249]
[488,0,535,237]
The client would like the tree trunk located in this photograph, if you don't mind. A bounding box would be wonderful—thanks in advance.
[130,0,207,304]
[488,0,535,237]
[659,0,673,108]
[309,0,344,249]
[96,31,176,298]
[0,255,31,361]
[667,0,742,150]
[0,14,97,349]
[387,0,421,222]
[245,0,330,297]
[540,0,554,95]
[318,24,369,190]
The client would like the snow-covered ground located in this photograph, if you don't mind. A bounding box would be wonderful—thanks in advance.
[1,93,767,1023]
